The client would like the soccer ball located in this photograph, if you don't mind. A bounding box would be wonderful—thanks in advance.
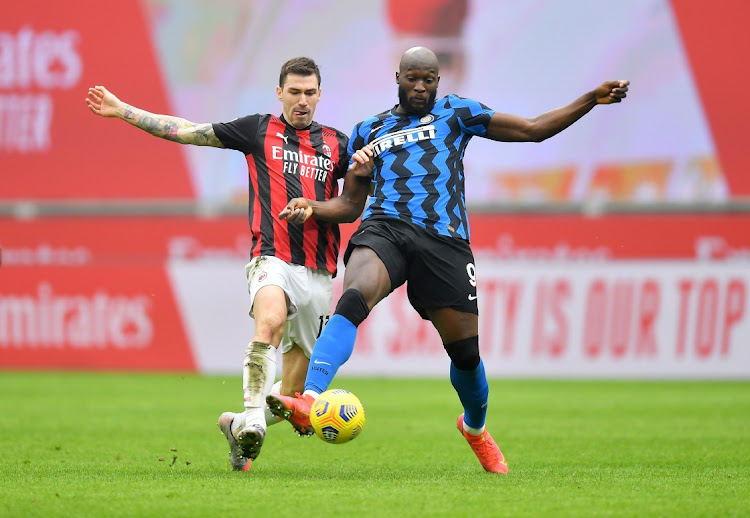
[309,389,365,444]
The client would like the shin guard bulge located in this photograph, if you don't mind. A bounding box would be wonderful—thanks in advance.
[243,341,277,409]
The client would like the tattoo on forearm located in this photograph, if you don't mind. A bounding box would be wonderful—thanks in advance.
[192,123,214,145]
[164,121,179,139]
[136,114,176,141]
[141,115,160,133]
[127,108,217,146]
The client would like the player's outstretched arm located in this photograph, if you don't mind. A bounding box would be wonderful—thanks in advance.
[279,173,371,224]
[279,145,374,224]
[85,85,224,147]
[485,80,629,143]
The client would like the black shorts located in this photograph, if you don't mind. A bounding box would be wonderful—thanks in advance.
[344,216,478,320]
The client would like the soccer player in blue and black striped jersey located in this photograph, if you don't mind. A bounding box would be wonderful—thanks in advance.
[269,47,629,473]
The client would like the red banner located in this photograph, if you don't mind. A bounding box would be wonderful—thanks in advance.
[1,265,195,370]
[1,0,194,200]
[0,216,250,370]
[670,0,750,196]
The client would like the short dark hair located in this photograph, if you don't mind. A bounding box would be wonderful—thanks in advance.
[279,57,321,88]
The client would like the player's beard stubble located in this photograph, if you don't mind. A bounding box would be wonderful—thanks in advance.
[398,85,437,117]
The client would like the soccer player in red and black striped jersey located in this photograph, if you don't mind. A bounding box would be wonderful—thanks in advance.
[86,57,366,472]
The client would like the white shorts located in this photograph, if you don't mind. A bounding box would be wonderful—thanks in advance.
[245,256,332,358]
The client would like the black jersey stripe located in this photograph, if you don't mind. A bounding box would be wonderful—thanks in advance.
[255,116,276,257]
[283,124,306,267]
[416,137,442,234]
[309,124,329,271]
[327,129,349,272]
[246,154,260,257]
[441,102,470,238]
[370,116,413,219]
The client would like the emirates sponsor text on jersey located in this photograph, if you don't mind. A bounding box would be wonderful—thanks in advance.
[271,146,335,181]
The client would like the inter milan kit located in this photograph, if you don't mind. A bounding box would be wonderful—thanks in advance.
[345,94,494,317]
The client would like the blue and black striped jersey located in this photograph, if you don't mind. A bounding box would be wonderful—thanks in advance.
[348,94,494,241]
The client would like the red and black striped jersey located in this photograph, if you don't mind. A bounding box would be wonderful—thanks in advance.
[213,114,349,275]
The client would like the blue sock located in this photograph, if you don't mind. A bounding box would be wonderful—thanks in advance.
[305,314,357,394]
[450,359,489,429]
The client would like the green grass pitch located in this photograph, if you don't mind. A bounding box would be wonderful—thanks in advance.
[1,372,748,517]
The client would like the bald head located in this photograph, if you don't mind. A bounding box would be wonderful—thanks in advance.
[399,46,440,75]
[395,47,440,116]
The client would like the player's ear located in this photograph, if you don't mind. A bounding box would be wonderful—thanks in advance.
[276,85,282,101]
[395,72,400,84]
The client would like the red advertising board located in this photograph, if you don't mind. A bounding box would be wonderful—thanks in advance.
[1,213,748,375]
[0,216,250,370]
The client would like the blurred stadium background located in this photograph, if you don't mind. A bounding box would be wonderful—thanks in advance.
[1,0,749,379]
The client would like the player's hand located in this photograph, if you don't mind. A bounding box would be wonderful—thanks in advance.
[348,144,375,177]
[85,85,122,117]
[594,80,629,104]
[279,198,313,223]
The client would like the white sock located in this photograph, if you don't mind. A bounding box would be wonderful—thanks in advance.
[243,341,276,416]
[303,389,320,399]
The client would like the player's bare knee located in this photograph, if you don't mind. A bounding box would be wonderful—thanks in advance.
[443,335,480,370]
[254,313,287,342]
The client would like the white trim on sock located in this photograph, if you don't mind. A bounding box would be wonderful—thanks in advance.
[463,421,486,436]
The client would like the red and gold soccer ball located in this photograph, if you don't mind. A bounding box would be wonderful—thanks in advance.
[309,389,365,444]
